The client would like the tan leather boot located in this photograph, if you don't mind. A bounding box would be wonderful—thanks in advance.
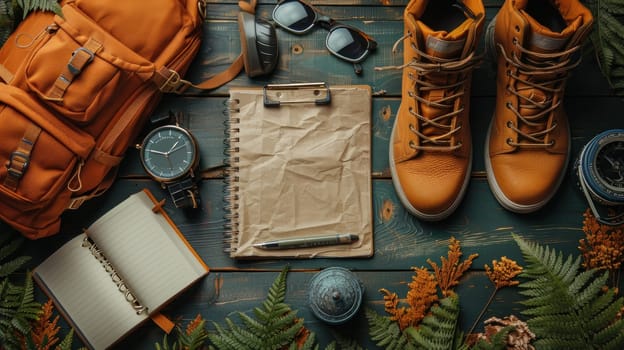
[389,0,484,220]
[485,0,593,213]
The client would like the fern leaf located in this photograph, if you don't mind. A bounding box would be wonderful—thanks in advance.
[56,328,75,350]
[176,318,209,350]
[513,234,624,349]
[207,266,309,349]
[599,320,624,350]
[366,308,416,350]
[224,317,260,349]
[584,0,624,96]
[0,235,24,264]
[207,322,239,350]
[405,294,463,350]
[0,245,30,278]
[329,332,364,350]
[297,330,319,350]
[15,0,62,18]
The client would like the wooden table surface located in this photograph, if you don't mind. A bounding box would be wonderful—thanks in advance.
[10,0,624,348]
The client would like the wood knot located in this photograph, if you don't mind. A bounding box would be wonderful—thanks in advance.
[381,199,394,222]
[380,105,392,121]
[292,44,304,55]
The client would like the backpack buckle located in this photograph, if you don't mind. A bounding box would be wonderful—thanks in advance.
[6,151,30,179]
[68,47,95,75]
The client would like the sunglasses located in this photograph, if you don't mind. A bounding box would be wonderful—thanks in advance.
[272,0,377,74]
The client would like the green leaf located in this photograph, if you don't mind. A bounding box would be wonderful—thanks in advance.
[366,308,416,350]
[0,232,40,349]
[405,294,463,350]
[206,266,313,349]
[513,234,624,349]
[583,0,624,96]
[15,0,61,19]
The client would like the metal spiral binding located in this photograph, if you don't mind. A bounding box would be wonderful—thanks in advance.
[223,98,241,253]
[81,235,147,314]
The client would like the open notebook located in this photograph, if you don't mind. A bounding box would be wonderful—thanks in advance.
[33,189,209,349]
[225,83,373,258]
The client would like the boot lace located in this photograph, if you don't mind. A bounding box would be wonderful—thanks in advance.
[497,41,581,148]
[377,32,481,152]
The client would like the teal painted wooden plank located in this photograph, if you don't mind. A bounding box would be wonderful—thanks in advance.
[13,176,587,272]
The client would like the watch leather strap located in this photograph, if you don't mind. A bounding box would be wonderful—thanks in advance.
[167,176,200,208]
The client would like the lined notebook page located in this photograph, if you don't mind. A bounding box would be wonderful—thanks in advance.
[34,234,146,349]
[87,190,208,311]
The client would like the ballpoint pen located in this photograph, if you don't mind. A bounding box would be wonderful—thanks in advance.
[253,233,359,250]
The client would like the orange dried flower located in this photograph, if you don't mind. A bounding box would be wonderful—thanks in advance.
[428,237,479,296]
[379,267,438,330]
[379,288,410,329]
[28,299,61,350]
[579,208,624,271]
[294,321,311,348]
[185,314,204,335]
[485,256,523,289]
[405,267,438,326]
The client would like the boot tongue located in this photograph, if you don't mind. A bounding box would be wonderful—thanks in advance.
[424,34,466,58]
[414,20,471,142]
[514,13,582,141]
[417,20,468,59]
[520,11,584,53]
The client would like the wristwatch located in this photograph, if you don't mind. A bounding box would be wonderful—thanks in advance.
[139,123,201,208]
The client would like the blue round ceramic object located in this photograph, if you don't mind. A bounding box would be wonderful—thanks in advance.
[307,267,364,325]
[575,129,624,225]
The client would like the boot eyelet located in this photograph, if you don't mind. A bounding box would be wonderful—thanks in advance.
[506,102,512,109]
[512,37,518,45]
[506,69,511,76]
[514,25,520,32]
[506,121,513,128]
[549,140,556,146]
[506,138,514,145]
[409,140,416,149]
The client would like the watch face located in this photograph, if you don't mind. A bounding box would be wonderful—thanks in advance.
[140,125,198,181]
[595,139,624,192]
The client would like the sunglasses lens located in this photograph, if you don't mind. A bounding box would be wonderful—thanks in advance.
[273,0,316,33]
[326,27,371,62]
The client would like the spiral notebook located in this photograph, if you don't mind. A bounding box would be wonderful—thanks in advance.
[225,83,373,259]
[33,189,209,349]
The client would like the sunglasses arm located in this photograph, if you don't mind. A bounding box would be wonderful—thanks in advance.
[352,62,362,75]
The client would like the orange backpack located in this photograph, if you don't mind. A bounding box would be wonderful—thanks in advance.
[0,0,211,239]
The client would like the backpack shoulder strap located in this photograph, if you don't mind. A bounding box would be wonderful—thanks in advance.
[155,0,256,94]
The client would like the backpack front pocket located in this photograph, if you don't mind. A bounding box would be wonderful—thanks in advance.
[0,86,95,206]
[24,4,156,124]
